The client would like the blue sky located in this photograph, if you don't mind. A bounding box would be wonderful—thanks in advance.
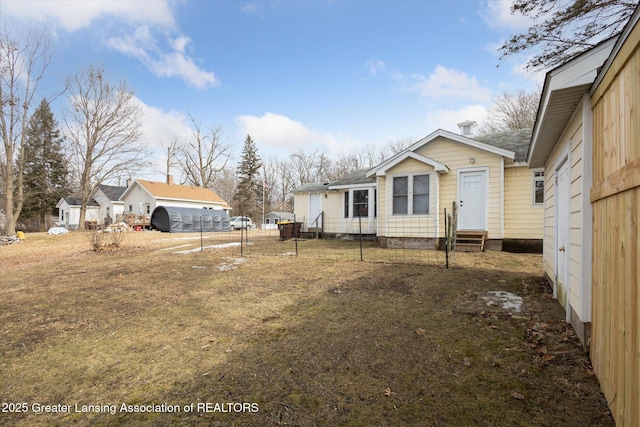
[4,0,542,181]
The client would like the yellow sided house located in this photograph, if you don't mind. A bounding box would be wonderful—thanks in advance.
[294,126,543,251]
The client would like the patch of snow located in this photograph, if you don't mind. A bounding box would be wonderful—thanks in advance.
[216,257,247,271]
[483,291,523,313]
[156,244,191,252]
[47,227,69,235]
[173,242,241,254]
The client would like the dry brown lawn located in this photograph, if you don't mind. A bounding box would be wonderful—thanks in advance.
[0,231,613,426]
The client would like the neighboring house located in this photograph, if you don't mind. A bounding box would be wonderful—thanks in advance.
[263,211,294,226]
[93,184,127,225]
[294,125,543,250]
[55,197,101,230]
[57,177,232,230]
[119,178,232,218]
[529,6,640,425]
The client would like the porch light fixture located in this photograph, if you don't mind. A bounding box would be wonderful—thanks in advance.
[469,156,476,164]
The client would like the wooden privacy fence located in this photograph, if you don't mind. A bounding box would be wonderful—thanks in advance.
[589,22,640,427]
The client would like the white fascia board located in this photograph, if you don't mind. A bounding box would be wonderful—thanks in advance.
[329,183,377,190]
[592,8,640,93]
[529,37,618,166]
[155,197,225,205]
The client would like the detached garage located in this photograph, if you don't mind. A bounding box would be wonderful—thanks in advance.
[151,206,231,233]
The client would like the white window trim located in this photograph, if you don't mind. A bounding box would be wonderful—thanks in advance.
[531,168,545,206]
[343,187,376,219]
[390,172,432,216]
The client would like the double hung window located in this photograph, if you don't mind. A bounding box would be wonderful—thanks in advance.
[392,174,430,215]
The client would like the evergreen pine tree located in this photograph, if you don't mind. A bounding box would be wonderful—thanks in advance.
[233,135,262,221]
[20,99,69,230]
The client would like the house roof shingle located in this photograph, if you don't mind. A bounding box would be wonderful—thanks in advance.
[473,128,533,163]
[293,182,332,193]
[330,168,376,187]
[61,197,99,207]
[135,179,229,207]
[98,184,127,201]
[266,211,294,219]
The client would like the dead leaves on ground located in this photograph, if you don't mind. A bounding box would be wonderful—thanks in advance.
[526,317,579,369]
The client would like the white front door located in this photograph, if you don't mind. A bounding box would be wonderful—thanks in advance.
[556,159,571,321]
[309,194,322,228]
[458,170,487,230]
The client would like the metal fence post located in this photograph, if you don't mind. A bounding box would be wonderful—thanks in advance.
[240,219,243,256]
[358,210,363,262]
[444,208,449,269]
[294,214,299,256]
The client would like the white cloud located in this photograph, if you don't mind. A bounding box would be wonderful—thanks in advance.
[510,57,547,87]
[133,97,192,150]
[412,65,492,103]
[482,0,532,31]
[171,35,191,54]
[240,3,260,15]
[3,0,175,32]
[424,105,489,134]
[365,58,386,76]
[234,112,363,158]
[5,0,217,89]
[107,29,219,89]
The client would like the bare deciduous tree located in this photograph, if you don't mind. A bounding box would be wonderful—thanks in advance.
[165,138,180,179]
[65,64,148,230]
[176,114,230,188]
[288,148,333,186]
[0,24,51,235]
[477,89,541,135]
[499,0,636,71]
[211,165,236,208]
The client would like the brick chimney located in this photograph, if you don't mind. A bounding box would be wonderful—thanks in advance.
[167,175,173,185]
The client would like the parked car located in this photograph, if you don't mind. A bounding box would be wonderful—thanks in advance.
[229,216,253,230]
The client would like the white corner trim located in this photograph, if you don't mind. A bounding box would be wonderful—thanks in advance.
[580,94,594,323]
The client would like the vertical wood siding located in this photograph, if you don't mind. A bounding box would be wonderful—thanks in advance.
[590,27,640,427]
